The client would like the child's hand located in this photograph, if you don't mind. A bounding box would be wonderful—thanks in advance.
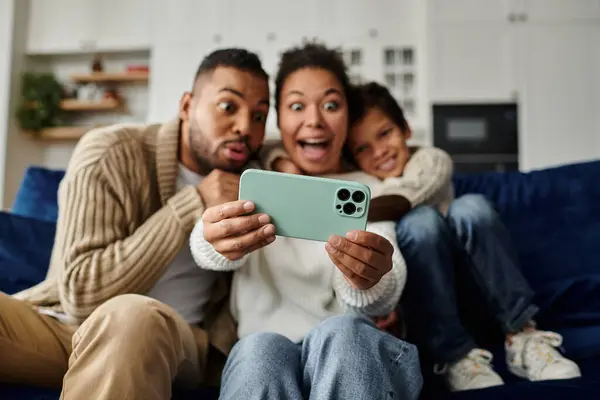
[273,157,302,175]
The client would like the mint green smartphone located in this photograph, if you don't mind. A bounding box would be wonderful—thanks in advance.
[239,169,371,242]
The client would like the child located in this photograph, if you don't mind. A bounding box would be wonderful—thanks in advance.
[265,82,581,392]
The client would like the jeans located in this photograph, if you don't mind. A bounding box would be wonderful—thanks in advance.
[219,314,423,400]
[396,194,539,364]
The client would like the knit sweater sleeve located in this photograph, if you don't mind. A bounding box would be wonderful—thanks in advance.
[189,220,249,271]
[373,147,454,208]
[332,221,406,317]
[258,139,289,171]
[56,145,205,321]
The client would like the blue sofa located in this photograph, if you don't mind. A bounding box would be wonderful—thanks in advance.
[2,161,600,399]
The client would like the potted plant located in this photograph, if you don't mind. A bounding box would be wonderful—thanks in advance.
[16,72,64,133]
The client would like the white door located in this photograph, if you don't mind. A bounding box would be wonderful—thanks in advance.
[518,23,600,170]
[26,0,94,54]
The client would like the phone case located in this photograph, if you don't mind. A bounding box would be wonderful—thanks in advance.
[239,169,371,242]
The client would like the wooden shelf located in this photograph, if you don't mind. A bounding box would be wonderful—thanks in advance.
[70,71,149,83]
[60,98,121,111]
[23,126,104,141]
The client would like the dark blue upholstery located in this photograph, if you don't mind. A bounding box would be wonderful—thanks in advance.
[2,161,600,399]
[11,166,65,222]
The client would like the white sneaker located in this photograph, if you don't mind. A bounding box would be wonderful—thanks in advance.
[436,349,504,392]
[506,330,582,381]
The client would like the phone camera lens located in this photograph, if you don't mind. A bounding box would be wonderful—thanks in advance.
[337,189,350,201]
[343,202,356,215]
[352,190,365,203]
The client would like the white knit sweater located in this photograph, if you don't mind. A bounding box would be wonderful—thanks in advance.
[190,171,406,342]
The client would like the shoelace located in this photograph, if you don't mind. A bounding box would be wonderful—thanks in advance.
[434,349,494,379]
[522,331,564,375]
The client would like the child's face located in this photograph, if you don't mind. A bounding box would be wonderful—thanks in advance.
[348,107,411,179]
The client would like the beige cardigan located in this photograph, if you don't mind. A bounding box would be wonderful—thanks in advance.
[13,119,236,355]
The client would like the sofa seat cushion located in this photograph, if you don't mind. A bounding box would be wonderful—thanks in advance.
[0,211,56,294]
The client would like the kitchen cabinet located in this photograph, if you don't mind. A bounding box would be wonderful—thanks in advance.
[428,0,600,170]
[518,24,600,170]
[26,0,151,54]
[27,0,94,54]
[92,0,151,52]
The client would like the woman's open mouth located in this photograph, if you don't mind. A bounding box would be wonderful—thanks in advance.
[296,138,331,161]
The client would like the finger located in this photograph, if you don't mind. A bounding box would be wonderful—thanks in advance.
[202,200,254,224]
[212,223,276,254]
[345,230,394,256]
[329,252,381,286]
[222,236,276,261]
[205,213,271,242]
[327,235,389,273]
[327,252,378,289]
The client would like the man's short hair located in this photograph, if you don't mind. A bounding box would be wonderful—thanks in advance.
[194,48,269,85]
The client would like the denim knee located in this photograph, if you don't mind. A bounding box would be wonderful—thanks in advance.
[229,332,295,363]
[447,194,497,230]
[396,205,447,248]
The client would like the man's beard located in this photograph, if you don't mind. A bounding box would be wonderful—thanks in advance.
[188,127,255,174]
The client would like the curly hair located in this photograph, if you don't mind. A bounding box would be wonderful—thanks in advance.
[274,41,356,123]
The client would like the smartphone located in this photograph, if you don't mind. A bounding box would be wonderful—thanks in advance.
[238,169,371,242]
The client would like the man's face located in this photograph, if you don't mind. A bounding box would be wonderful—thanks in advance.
[179,66,270,174]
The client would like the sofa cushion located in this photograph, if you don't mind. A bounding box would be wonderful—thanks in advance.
[0,211,56,294]
[452,160,600,329]
[11,166,65,222]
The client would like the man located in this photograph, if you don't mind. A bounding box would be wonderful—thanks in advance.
[0,48,270,399]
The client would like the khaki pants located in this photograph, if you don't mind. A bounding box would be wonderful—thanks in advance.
[0,292,223,399]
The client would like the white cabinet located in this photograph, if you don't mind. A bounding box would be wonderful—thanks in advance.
[428,0,522,102]
[519,24,600,170]
[428,0,600,170]
[429,24,518,102]
[523,0,600,23]
[27,0,94,54]
[92,0,151,52]
[26,0,151,54]
[429,0,518,23]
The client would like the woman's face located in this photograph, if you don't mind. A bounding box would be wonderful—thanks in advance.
[278,68,348,176]
[348,106,411,179]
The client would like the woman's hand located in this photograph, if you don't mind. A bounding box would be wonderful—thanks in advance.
[325,230,394,290]
[202,200,276,261]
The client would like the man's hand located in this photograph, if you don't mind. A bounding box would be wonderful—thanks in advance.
[273,157,303,175]
[196,170,240,209]
[325,230,394,290]
[202,200,276,261]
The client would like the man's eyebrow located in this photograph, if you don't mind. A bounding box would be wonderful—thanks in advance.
[219,87,269,107]
[218,87,244,98]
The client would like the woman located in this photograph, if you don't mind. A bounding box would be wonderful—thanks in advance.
[190,43,423,400]
[269,81,582,392]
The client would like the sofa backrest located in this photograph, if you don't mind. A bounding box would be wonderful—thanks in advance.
[11,166,65,222]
